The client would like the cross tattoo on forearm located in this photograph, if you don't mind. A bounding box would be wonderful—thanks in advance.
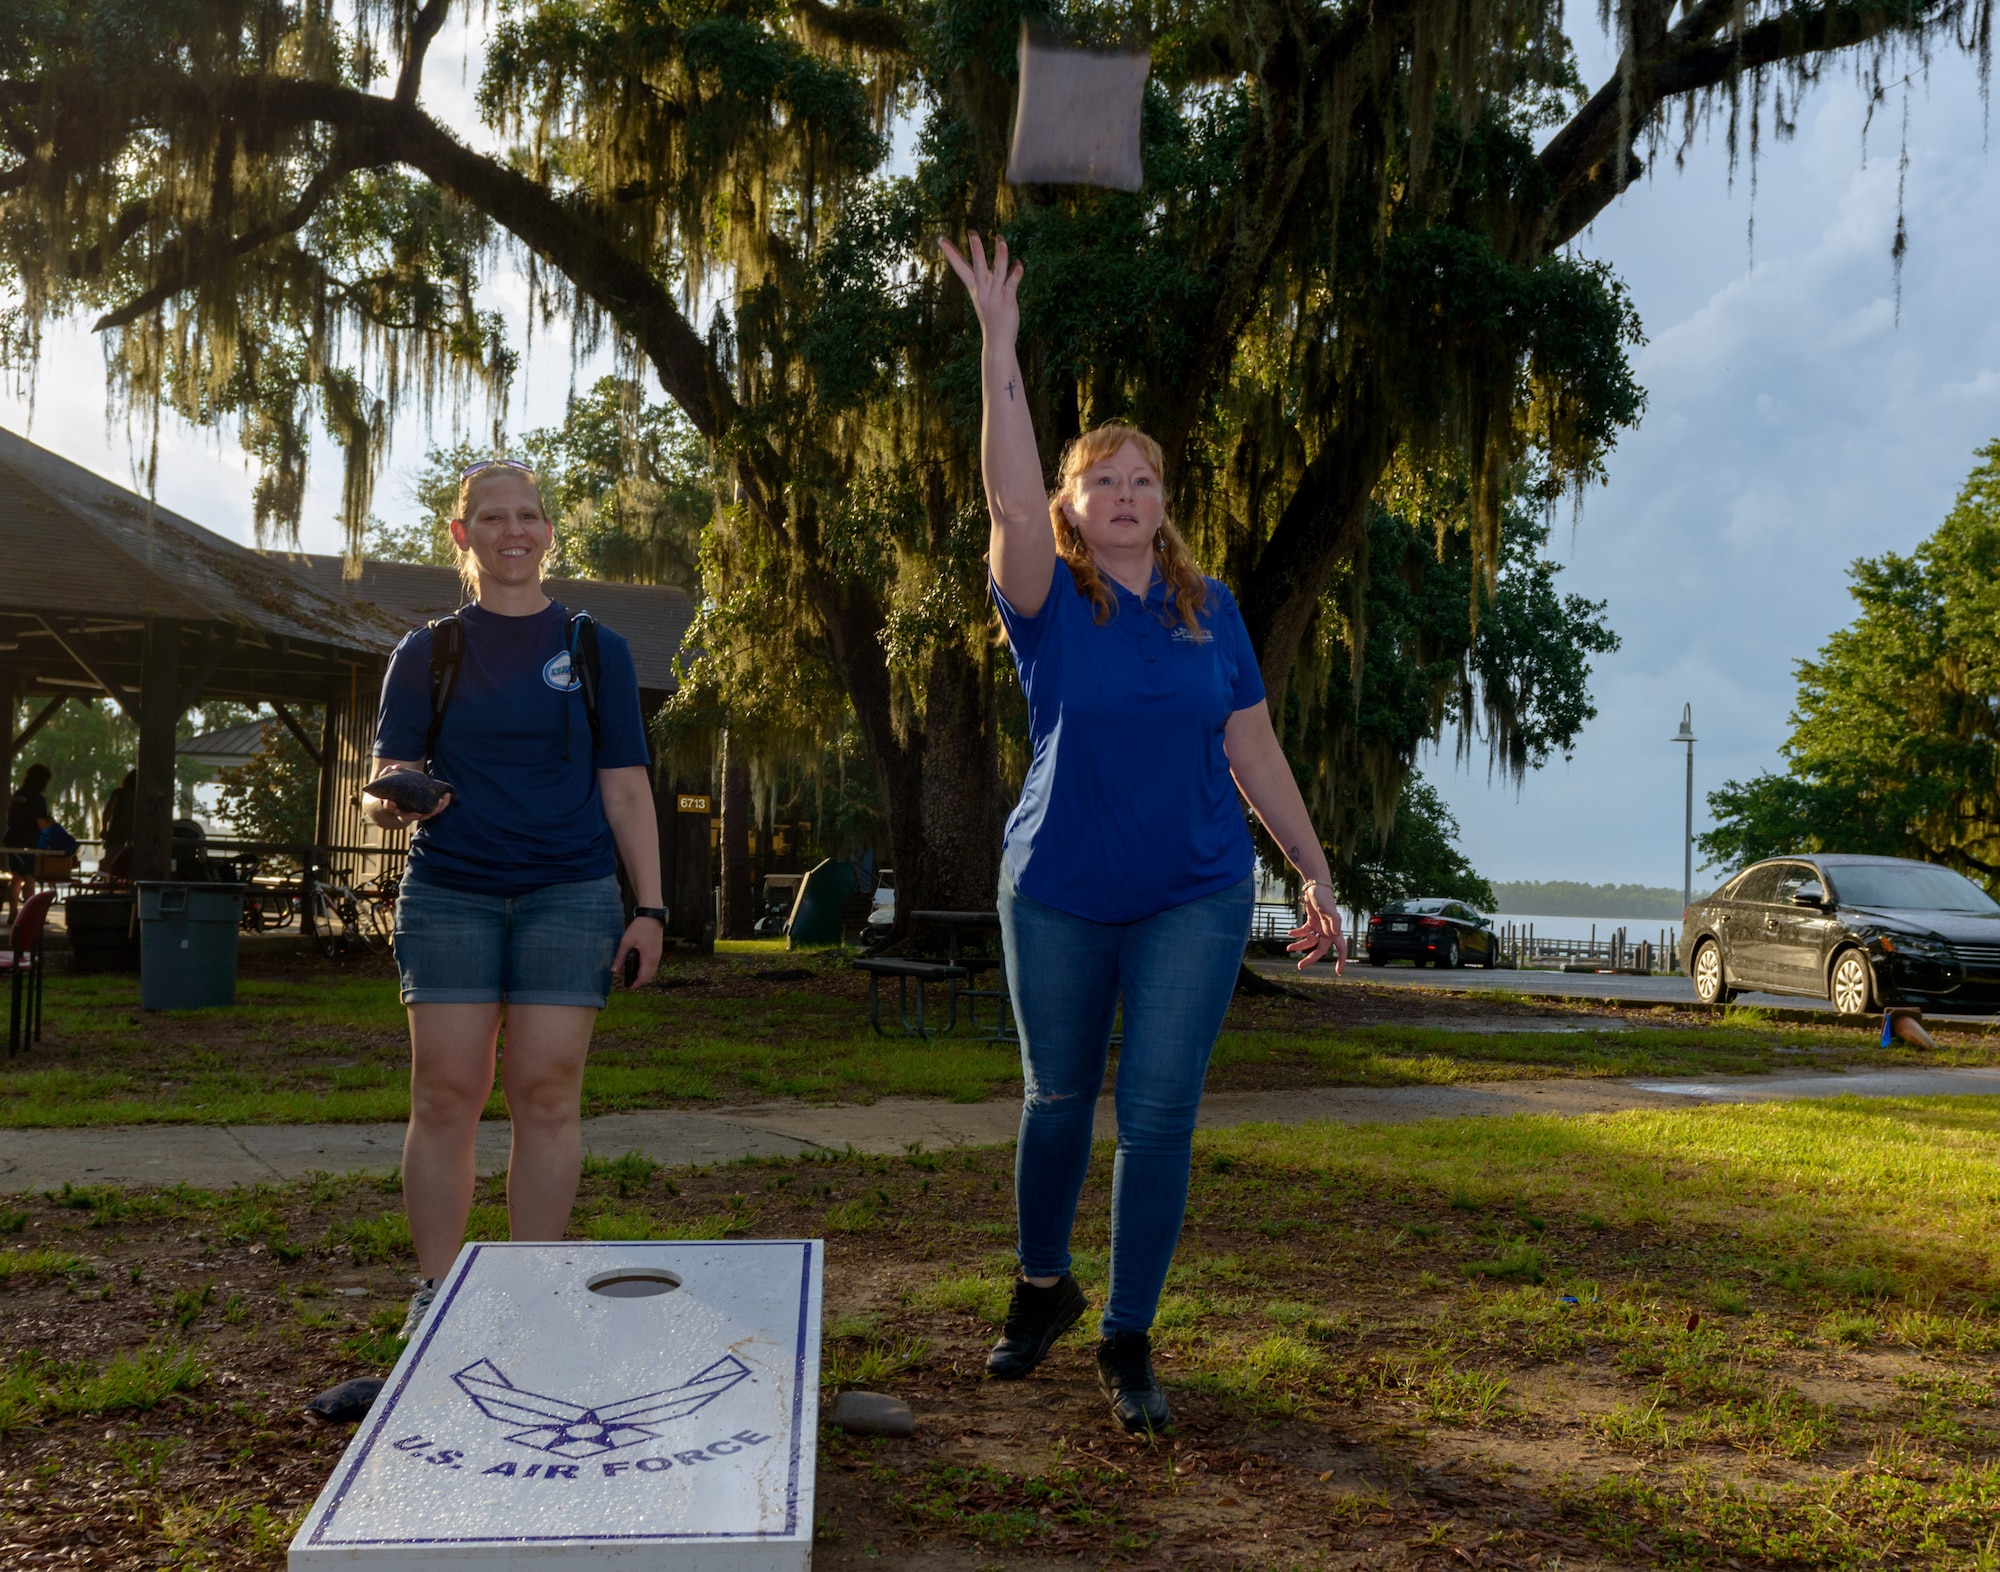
[1004,379,1016,401]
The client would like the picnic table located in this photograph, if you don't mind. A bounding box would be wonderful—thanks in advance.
[851,909,1017,1042]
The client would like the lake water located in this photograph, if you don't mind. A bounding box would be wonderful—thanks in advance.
[1489,912,1682,945]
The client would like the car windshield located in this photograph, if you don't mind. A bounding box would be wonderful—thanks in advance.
[1377,899,1447,915]
[1830,864,2000,913]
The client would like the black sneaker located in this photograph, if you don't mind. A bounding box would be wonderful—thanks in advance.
[985,1275,1087,1379]
[1097,1331,1170,1432]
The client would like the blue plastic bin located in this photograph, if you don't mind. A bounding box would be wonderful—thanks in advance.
[138,882,245,1010]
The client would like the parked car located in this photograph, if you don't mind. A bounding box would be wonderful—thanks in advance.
[1676,853,2000,1014]
[1364,898,1499,967]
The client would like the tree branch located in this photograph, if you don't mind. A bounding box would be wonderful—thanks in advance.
[92,158,351,330]
[1539,0,1945,248]
[791,0,909,53]
[396,0,453,107]
[308,81,736,443]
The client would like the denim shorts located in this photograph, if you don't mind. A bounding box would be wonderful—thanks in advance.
[394,872,626,1007]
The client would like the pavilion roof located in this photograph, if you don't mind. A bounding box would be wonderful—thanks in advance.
[280,557,694,695]
[0,428,692,712]
[0,426,400,653]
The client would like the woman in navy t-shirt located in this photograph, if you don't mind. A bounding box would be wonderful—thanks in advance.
[366,460,666,1340]
[943,234,1344,1433]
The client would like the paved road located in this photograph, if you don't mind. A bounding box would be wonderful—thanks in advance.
[10,1068,2000,1194]
[1258,958,2000,1022]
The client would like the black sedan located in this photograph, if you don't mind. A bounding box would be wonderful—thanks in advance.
[1364,899,1499,968]
[1676,854,2000,1014]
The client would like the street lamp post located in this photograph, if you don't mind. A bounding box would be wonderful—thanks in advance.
[1672,704,1697,911]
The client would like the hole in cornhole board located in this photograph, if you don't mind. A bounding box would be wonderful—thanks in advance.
[1007,23,1150,191]
[586,1268,682,1298]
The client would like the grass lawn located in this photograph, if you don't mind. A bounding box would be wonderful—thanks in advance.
[5,948,1998,1127]
[5,1096,2000,1567]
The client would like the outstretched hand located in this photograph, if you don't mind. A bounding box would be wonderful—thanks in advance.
[1288,886,1345,973]
[940,232,1022,346]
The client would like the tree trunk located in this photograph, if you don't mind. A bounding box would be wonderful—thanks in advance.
[718,728,752,939]
[1237,397,1398,719]
[914,635,1004,914]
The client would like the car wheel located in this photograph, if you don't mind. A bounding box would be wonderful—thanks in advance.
[1692,940,1734,1005]
[1829,948,1875,1016]
[1443,937,1460,969]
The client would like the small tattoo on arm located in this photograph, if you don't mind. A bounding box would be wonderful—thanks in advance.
[1004,379,1016,401]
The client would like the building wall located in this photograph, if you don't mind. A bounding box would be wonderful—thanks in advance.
[316,661,407,883]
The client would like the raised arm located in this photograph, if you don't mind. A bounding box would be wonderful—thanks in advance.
[941,232,1056,616]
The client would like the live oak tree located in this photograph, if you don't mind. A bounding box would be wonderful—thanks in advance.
[1,0,1987,911]
[1700,440,2000,889]
[370,376,712,587]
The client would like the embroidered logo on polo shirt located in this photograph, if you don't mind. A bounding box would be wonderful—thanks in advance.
[1169,625,1214,645]
[543,651,581,691]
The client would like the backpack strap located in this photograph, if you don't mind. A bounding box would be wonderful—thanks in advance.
[422,613,466,773]
[570,612,603,755]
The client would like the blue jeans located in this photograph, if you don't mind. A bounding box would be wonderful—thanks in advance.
[999,870,1253,1335]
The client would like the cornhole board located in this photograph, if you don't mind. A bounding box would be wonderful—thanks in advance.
[290,1240,822,1569]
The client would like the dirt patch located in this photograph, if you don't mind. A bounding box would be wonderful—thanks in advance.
[5,1140,1997,1568]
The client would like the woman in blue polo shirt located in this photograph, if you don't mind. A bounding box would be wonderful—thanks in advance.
[943,234,1344,1433]
[366,460,666,1339]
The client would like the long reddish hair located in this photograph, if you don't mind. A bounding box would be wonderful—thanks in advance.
[1049,424,1207,633]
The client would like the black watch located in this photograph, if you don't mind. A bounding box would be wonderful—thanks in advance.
[633,906,669,927]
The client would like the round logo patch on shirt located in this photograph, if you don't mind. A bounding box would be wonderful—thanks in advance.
[543,651,581,692]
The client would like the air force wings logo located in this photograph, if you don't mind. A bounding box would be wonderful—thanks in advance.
[452,1354,752,1458]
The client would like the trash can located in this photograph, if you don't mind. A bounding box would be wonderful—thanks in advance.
[64,893,140,973]
[785,859,858,949]
[138,882,245,1010]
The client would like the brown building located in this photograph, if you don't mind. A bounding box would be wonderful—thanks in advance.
[0,427,712,944]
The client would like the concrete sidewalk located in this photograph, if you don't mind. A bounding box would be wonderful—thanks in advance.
[7,1066,2000,1193]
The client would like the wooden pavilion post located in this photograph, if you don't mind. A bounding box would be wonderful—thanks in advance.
[718,727,751,939]
[131,618,180,882]
[1,669,16,804]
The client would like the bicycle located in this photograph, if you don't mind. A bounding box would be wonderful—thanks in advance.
[353,869,401,953]
[309,867,394,957]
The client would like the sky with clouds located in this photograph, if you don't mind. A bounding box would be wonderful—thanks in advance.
[1433,43,2000,891]
[2,22,1995,893]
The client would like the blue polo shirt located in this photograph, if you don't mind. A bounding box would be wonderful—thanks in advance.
[993,560,1265,923]
[374,600,651,896]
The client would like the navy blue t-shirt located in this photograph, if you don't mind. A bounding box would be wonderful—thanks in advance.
[374,600,651,896]
[993,559,1266,924]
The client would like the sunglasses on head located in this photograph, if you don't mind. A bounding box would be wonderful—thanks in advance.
[460,457,536,480]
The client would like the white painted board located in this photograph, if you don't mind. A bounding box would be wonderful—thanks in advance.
[290,1240,822,1569]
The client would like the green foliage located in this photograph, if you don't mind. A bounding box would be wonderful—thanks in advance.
[1339,776,1497,912]
[1701,440,2000,887]
[6,698,134,833]
[213,715,321,849]
[0,0,1965,908]
[1290,499,1617,894]
[1490,881,1689,917]
[373,377,713,589]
